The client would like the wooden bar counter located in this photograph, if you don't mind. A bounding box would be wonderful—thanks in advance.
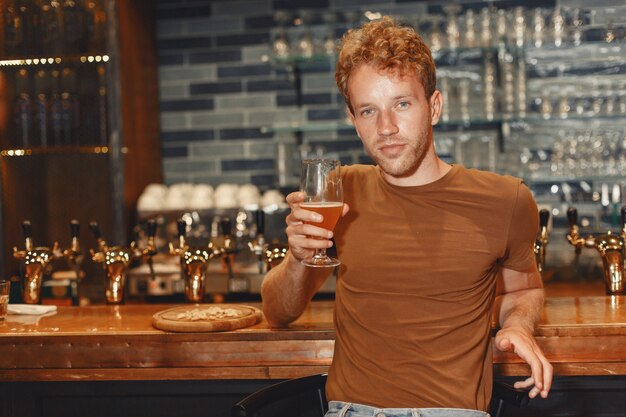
[1,281,625,382]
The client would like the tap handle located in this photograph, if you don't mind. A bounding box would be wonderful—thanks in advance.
[22,220,32,239]
[70,219,80,238]
[255,209,265,235]
[176,219,186,238]
[146,219,157,238]
[566,207,578,228]
[220,217,232,237]
[89,221,102,239]
[539,209,550,229]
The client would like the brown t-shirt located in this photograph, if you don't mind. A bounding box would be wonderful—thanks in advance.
[327,164,538,411]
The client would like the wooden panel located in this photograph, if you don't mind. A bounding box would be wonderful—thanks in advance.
[1,297,626,382]
[0,152,112,287]
[0,365,332,382]
[116,0,163,234]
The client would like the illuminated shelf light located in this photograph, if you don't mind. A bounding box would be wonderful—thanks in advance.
[0,55,108,67]
[0,146,109,157]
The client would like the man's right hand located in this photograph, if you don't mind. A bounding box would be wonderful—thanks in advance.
[284,191,350,262]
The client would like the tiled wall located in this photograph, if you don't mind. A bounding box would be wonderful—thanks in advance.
[154,0,597,190]
[156,0,351,189]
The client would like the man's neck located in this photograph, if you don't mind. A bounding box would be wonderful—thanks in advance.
[382,156,452,187]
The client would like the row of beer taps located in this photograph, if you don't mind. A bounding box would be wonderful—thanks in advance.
[12,210,288,305]
[535,205,626,295]
[14,204,621,306]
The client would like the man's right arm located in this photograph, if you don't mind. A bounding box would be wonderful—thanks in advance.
[261,191,349,327]
[261,252,331,327]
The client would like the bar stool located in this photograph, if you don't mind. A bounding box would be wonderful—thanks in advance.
[232,373,528,417]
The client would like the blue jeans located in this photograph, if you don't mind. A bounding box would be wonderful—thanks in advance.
[325,401,490,417]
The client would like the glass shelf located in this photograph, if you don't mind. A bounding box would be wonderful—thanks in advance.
[266,41,625,67]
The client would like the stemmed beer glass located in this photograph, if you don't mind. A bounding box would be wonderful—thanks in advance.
[300,159,343,267]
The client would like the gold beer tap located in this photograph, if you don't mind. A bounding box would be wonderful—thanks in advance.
[62,219,83,306]
[264,243,288,270]
[13,220,62,304]
[247,209,267,274]
[216,217,237,279]
[89,220,158,305]
[533,209,550,274]
[247,208,288,272]
[566,206,626,295]
[169,219,218,303]
[140,219,159,281]
[217,216,252,293]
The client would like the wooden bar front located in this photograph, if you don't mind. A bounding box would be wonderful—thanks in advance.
[1,289,625,382]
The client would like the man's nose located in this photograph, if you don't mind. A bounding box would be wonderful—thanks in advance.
[377,110,399,137]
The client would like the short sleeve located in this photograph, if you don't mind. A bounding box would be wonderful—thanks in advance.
[501,181,539,271]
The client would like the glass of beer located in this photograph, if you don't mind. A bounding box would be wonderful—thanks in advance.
[300,159,343,267]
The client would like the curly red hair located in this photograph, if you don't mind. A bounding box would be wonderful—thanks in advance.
[335,16,436,113]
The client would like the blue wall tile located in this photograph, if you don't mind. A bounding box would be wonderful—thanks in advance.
[251,174,276,187]
[158,37,214,51]
[162,146,189,158]
[158,53,185,66]
[216,33,271,47]
[245,15,275,29]
[308,108,343,121]
[156,6,212,20]
[189,50,242,64]
[190,81,242,95]
[247,78,294,92]
[161,99,215,112]
[217,64,272,78]
[272,0,329,10]
[162,130,215,143]
[222,159,275,171]
[219,128,273,140]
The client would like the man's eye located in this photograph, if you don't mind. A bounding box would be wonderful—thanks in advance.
[361,108,374,117]
[397,101,410,109]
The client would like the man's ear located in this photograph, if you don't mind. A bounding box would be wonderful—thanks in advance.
[429,90,442,126]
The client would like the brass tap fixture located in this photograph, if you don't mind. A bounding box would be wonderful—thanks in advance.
[89,220,157,305]
[62,220,84,305]
[169,219,220,303]
[534,209,550,274]
[566,206,626,295]
[264,243,288,270]
[247,209,288,273]
[13,220,83,304]
[13,221,59,304]
[248,210,267,274]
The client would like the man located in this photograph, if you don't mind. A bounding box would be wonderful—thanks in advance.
[262,16,552,416]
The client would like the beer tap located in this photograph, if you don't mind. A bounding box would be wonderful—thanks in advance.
[62,219,83,306]
[264,243,289,271]
[13,220,61,304]
[218,217,251,293]
[248,209,267,274]
[533,209,550,274]
[89,221,157,304]
[141,219,158,282]
[247,209,288,272]
[217,217,237,280]
[169,219,217,303]
[566,206,626,295]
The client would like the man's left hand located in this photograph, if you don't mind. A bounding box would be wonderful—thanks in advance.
[495,326,553,399]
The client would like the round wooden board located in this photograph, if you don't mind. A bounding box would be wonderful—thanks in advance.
[152,304,263,333]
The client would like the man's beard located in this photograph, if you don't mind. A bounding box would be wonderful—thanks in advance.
[367,128,432,179]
